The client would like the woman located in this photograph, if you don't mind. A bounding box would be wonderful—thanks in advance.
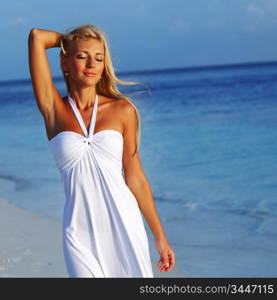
[28,23,175,278]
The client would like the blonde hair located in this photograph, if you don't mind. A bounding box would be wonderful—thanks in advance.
[60,23,148,155]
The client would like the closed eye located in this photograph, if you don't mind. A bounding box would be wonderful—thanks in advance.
[77,56,103,61]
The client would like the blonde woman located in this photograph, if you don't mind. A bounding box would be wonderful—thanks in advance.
[28,24,175,278]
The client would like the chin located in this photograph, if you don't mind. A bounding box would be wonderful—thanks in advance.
[79,78,98,85]
[85,77,100,83]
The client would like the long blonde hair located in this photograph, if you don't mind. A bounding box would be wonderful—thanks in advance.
[60,23,148,155]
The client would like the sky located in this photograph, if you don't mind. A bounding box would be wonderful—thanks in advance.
[1,0,277,81]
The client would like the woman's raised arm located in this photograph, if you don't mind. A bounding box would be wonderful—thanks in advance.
[28,28,62,119]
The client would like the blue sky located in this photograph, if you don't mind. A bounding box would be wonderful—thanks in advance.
[1,0,277,81]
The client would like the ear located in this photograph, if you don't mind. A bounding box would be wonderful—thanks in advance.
[60,54,69,73]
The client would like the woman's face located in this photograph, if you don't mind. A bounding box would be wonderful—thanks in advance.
[62,38,105,88]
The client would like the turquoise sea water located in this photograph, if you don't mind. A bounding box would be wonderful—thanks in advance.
[1,61,277,277]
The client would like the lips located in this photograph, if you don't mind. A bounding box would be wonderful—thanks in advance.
[84,72,97,77]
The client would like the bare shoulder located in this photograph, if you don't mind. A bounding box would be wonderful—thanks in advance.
[99,97,138,137]
[113,98,139,145]
[115,98,138,122]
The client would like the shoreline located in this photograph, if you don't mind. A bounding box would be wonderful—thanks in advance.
[0,196,187,278]
[0,197,67,277]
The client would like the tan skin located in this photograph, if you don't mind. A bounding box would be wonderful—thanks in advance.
[28,28,175,273]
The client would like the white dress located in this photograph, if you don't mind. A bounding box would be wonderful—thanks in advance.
[48,93,154,277]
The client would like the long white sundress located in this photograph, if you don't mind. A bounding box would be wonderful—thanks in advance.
[48,93,154,277]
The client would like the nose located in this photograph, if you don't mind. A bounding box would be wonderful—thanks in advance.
[86,57,96,68]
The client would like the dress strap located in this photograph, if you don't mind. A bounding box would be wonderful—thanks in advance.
[67,94,98,138]
[88,94,98,138]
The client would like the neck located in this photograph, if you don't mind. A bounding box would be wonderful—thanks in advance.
[68,86,97,110]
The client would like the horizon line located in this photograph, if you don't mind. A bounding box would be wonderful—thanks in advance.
[1,59,277,84]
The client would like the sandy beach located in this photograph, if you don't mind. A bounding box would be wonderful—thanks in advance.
[0,196,186,278]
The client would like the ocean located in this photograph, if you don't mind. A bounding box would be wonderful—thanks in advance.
[1,61,277,277]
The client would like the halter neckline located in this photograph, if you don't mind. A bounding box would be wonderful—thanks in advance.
[67,93,99,138]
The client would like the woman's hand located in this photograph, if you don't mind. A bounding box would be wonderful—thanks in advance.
[154,238,175,272]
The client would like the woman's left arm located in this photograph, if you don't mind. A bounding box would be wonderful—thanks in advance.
[121,101,175,273]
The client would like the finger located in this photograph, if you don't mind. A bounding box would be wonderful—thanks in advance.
[159,258,169,272]
[158,260,166,271]
[165,263,174,272]
[157,259,164,271]
[169,251,175,266]
[164,252,175,272]
[157,257,163,267]
[159,264,167,272]
[162,254,169,268]
[158,250,172,272]
[158,258,167,272]
[159,263,168,272]
[164,263,173,272]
